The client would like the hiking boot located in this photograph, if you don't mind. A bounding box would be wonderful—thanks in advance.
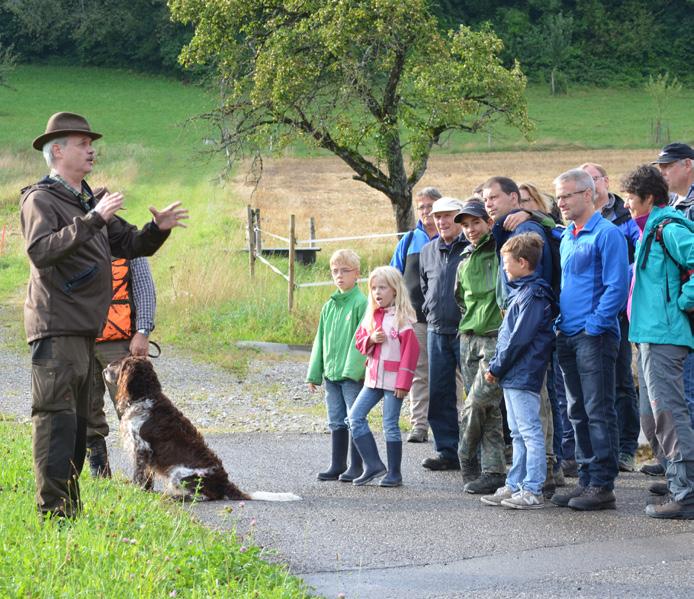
[640,462,665,477]
[317,428,349,481]
[87,437,112,478]
[645,497,694,520]
[460,456,481,485]
[561,459,579,478]
[551,484,586,507]
[379,441,403,487]
[352,432,387,486]
[407,429,428,443]
[618,453,636,472]
[501,489,545,510]
[421,454,460,471]
[568,486,616,511]
[554,466,566,487]
[649,482,669,496]
[480,486,514,506]
[338,434,364,482]
[464,472,507,495]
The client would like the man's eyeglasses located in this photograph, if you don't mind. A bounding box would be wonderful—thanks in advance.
[331,268,355,276]
[556,189,589,203]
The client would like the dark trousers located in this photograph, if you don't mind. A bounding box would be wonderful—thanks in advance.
[427,330,460,461]
[31,336,94,517]
[557,331,620,490]
[614,313,639,457]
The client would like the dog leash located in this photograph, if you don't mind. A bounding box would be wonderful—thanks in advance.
[148,341,162,358]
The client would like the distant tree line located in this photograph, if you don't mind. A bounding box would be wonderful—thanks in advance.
[1,0,692,86]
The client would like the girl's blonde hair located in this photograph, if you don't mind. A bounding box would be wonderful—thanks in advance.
[365,266,416,331]
[519,181,553,214]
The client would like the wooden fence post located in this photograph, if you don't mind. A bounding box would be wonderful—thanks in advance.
[288,214,296,312]
[246,205,255,277]
[254,208,262,254]
[309,217,316,248]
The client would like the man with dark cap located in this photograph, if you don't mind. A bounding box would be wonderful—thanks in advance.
[21,112,188,519]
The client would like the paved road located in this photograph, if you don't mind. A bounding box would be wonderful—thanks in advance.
[107,432,693,599]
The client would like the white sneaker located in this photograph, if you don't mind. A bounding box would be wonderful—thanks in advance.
[480,486,514,506]
[500,489,545,510]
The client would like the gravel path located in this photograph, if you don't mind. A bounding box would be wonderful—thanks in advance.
[0,313,326,435]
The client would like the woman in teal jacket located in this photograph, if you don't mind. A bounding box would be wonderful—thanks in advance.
[622,165,694,521]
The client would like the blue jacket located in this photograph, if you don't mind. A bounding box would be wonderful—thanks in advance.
[629,205,694,349]
[419,232,469,334]
[492,212,553,308]
[557,211,629,339]
[390,220,437,322]
[489,273,558,393]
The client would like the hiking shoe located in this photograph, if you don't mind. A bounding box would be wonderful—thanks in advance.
[407,429,428,443]
[464,473,507,495]
[421,455,460,471]
[551,484,586,507]
[640,462,665,477]
[460,457,481,485]
[568,486,616,511]
[618,453,636,472]
[501,489,545,510]
[645,497,694,520]
[649,482,669,496]
[480,486,514,506]
[561,459,578,478]
[554,467,566,487]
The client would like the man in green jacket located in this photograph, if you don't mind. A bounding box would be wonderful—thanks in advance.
[307,249,368,482]
[21,112,188,519]
[454,200,506,494]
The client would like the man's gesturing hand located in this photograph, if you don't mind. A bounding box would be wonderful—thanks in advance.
[93,192,125,223]
[149,202,189,230]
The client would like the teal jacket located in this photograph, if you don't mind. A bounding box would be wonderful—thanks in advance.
[629,205,694,348]
[306,285,368,384]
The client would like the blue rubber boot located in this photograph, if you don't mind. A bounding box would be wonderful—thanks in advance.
[352,433,386,486]
[379,441,402,487]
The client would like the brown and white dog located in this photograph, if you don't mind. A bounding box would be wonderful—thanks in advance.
[104,356,300,502]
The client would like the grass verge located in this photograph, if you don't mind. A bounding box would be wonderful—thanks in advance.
[0,420,310,598]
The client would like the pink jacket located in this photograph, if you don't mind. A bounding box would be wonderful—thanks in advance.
[355,307,420,392]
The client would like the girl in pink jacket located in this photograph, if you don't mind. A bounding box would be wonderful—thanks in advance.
[348,266,420,487]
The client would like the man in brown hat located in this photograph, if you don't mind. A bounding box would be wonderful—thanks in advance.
[21,112,188,519]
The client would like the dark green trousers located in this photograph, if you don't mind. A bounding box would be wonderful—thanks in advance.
[30,336,94,518]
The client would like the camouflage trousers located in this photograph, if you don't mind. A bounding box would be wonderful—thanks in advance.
[30,336,94,518]
[458,333,505,474]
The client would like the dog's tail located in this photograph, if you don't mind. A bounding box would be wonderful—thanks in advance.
[247,491,302,502]
[224,481,252,501]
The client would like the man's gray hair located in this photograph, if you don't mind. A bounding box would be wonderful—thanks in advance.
[416,186,442,201]
[554,168,596,203]
[42,137,68,168]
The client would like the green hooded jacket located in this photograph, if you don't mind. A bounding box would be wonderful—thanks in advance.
[306,285,368,384]
[455,234,503,335]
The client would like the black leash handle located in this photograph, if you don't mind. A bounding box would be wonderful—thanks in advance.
[148,341,161,358]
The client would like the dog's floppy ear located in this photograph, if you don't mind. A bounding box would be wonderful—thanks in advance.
[123,356,161,400]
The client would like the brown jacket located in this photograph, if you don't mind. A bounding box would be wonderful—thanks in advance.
[19,178,169,343]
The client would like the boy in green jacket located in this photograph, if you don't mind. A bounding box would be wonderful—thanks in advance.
[454,200,507,494]
[307,249,368,481]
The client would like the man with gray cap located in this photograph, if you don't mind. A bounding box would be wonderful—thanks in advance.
[20,112,188,519]
[419,196,468,470]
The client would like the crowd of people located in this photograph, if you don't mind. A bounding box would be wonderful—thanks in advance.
[307,145,694,520]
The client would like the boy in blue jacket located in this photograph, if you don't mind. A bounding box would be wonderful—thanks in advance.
[482,233,558,509]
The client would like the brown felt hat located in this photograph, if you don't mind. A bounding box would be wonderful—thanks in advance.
[32,112,102,151]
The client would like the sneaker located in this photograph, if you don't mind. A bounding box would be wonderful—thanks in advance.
[460,457,481,485]
[649,482,669,496]
[501,489,545,510]
[640,462,665,477]
[421,454,460,471]
[618,453,636,472]
[551,484,586,507]
[645,497,694,520]
[464,472,507,495]
[561,459,578,478]
[480,486,514,506]
[567,486,616,511]
[407,429,428,443]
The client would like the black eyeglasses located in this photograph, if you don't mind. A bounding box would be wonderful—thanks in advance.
[556,189,589,203]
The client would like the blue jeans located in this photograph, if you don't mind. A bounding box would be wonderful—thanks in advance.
[324,378,363,431]
[545,351,563,465]
[685,353,694,428]
[349,386,403,442]
[557,331,620,490]
[427,330,460,460]
[615,313,639,457]
[553,352,574,462]
[503,388,546,495]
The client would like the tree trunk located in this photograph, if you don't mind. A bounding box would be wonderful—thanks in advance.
[390,191,415,233]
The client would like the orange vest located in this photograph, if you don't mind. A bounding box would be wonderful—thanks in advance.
[96,259,135,343]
